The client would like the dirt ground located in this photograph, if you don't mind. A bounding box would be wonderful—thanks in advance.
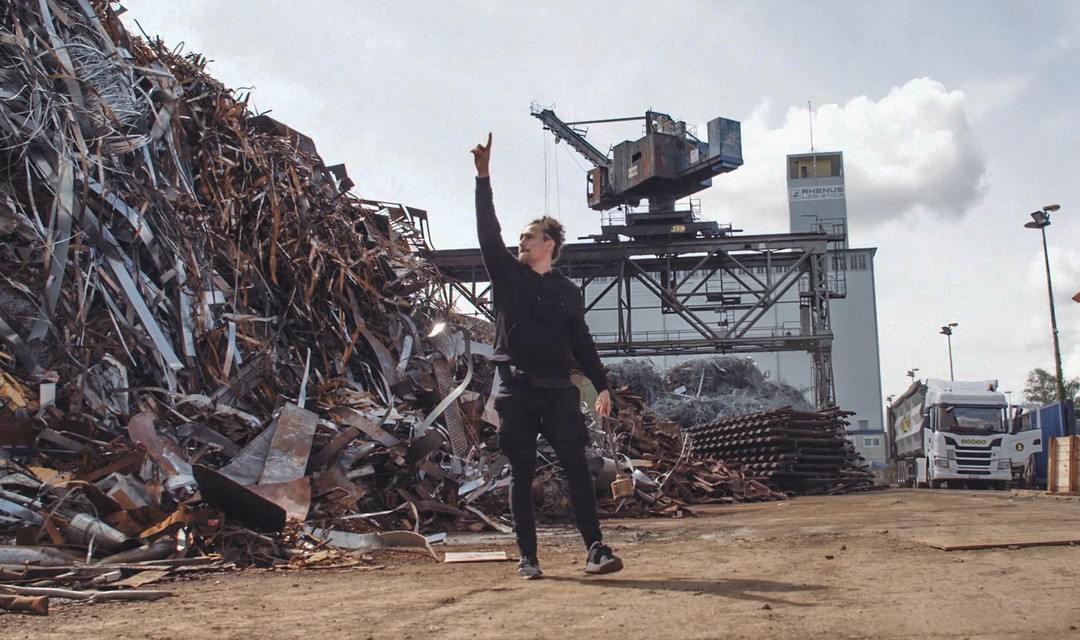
[5,489,1080,640]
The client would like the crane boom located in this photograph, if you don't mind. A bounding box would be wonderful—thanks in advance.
[530,104,611,169]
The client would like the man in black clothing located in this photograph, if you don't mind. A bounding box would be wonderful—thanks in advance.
[471,132,623,580]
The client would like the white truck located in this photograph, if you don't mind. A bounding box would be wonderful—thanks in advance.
[1008,400,1076,488]
[887,379,1013,489]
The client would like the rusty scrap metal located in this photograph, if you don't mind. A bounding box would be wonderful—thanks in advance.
[0,584,172,603]
[0,0,821,589]
[0,593,49,615]
[686,407,879,495]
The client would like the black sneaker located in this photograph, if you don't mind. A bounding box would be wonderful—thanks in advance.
[585,542,623,575]
[517,555,543,580]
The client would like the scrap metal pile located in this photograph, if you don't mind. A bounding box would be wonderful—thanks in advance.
[0,1,796,611]
[686,407,878,495]
[590,390,786,516]
[610,357,814,428]
[609,358,876,495]
[0,0,479,606]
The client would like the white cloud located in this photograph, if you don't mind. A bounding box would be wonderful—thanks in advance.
[705,78,987,232]
[1035,34,1075,61]
[961,75,1030,123]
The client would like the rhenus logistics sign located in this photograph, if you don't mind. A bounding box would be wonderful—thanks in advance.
[789,186,845,201]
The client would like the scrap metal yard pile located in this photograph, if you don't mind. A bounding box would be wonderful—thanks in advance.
[0,1,873,614]
[686,407,877,494]
[610,357,814,426]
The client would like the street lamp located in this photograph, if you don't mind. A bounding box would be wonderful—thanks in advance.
[906,368,919,383]
[940,322,958,381]
[1024,203,1066,402]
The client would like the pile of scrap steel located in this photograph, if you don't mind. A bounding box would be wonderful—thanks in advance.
[0,0,473,610]
[591,389,787,516]
[685,407,879,495]
[609,358,879,497]
[610,357,814,428]
[0,1,788,610]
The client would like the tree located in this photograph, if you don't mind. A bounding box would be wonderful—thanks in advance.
[1023,368,1080,405]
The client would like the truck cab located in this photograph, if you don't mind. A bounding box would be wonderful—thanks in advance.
[1008,400,1076,488]
[889,379,1013,489]
[924,399,1012,488]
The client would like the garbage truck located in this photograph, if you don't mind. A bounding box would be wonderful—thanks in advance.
[887,378,1012,489]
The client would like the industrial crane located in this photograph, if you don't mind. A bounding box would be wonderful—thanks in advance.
[530,103,743,242]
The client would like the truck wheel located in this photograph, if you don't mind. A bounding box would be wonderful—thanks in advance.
[929,479,943,489]
[1020,457,1036,489]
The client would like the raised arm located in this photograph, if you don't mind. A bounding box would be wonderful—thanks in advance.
[472,133,515,275]
[472,132,491,179]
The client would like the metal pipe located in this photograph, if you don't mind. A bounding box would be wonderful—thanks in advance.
[95,538,175,565]
[65,513,134,553]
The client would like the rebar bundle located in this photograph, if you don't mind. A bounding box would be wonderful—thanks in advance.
[687,407,877,495]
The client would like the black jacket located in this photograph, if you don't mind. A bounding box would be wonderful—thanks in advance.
[475,177,608,393]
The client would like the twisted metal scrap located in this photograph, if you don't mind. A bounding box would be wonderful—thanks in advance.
[0,0,449,426]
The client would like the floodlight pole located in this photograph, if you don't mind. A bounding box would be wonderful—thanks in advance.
[940,323,957,381]
[1026,205,1066,403]
[1038,223,1067,402]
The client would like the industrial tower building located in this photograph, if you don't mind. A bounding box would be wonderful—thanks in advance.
[784,151,886,470]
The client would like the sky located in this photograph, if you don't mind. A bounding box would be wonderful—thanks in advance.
[119,0,1080,404]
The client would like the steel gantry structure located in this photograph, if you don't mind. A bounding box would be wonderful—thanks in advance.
[425,228,845,409]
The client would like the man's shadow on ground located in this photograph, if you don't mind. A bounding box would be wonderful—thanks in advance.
[544,575,827,607]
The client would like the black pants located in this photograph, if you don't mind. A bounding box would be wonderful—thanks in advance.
[495,381,602,557]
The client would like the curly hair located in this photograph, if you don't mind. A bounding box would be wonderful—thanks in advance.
[529,216,566,262]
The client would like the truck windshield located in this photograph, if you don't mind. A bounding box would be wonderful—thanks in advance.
[938,405,1007,434]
